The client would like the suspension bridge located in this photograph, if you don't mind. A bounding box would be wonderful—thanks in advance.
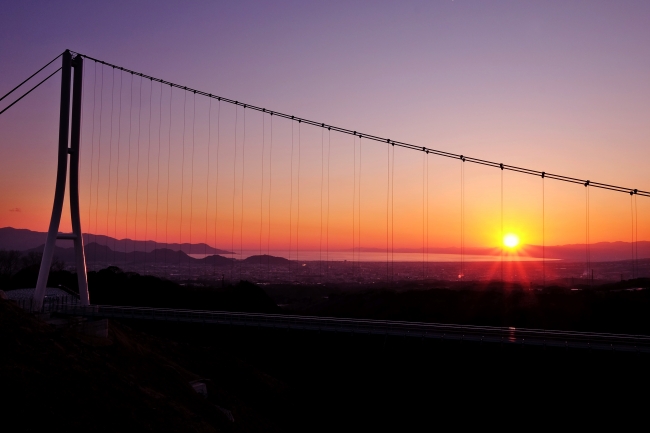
[0,50,648,316]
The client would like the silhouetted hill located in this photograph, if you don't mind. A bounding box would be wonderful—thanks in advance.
[243,255,291,266]
[198,253,236,266]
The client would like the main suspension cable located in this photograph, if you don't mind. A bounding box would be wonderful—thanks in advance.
[72,52,649,199]
[0,67,62,117]
[0,52,62,103]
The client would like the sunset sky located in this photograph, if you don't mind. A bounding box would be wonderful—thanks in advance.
[0,1,648,253]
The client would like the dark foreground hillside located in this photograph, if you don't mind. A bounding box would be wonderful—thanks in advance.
[0,298,291,432]
[4,294,650,431]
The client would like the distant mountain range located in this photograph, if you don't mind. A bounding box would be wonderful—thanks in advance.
[1,227,648,262]
[30,242,234,266]
[0,227,233,254]
[25,242,291,267]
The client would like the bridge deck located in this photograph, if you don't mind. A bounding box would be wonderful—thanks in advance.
[49,304,650,353]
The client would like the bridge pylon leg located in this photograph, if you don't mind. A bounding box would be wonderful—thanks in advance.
[33,50,89,309]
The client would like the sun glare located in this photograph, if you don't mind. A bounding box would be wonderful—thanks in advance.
[503,233,519,249]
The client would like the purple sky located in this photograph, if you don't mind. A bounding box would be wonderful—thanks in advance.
[1,1,649,248]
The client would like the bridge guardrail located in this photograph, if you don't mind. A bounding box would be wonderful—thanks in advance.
[34,303,650,353]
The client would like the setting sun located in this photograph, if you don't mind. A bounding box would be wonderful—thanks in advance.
[503,234,520,249]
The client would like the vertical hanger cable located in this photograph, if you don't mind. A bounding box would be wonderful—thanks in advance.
[164,84,172,272]
[240,106,246,280]
[231,105,237,282]
[144,78,153,274]
[289,121,293,265]
[114,70,123,264]
[259,111,265,267]
[154,81,162,269]
[178,89,186,269]
[542,174,545,287]
[386,141,390,283]
[268,113,273,279]
[205,96,211,276]
[326,128,331,282]
[422,151,425,280]
[189,91,196,276]
[426,152,429,280]
[94,65,104,268]
[357,135,363,270]
[105,67,114,264]
[352,135,356,275]
[320,127,324,279]
[214,99,221,276]
[296,120,301,267]
[391,144,395,282]
[87,62,97,269]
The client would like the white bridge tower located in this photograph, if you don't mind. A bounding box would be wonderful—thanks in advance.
[33,50,89,309]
